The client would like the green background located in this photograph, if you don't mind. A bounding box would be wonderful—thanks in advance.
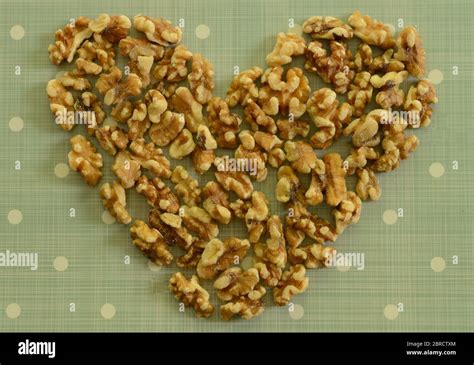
[1,0,473,332]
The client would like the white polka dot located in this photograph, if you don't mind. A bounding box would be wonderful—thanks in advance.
[9,117,23,132]
[195,24,210,40]
[429,162,445,178]
[289,304,304,320]
[6,303,21,319]
[102,210,115,224]
[54,256,69,271]
[101,303,116,319]
[336,264,350,272]
[103,117,117,128]
[148,260,162,272]
[384,304,399,320]
[54,163,70,178]
[8,209,22,224]
[10,25,25,40]
[428,69,443,85]
[241,256,253,270]
[55,71,66,80]
[431,257,446,272]
[386,24,396,35]
[382,209,397,225]
[287,23,303,36]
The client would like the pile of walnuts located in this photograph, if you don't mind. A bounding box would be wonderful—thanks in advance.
[47,11,437,320]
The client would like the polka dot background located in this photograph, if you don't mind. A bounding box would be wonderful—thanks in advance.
[0,0,473,333]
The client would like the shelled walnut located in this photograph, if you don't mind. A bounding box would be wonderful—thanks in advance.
[355,168,381,201]
[169,272,214,318]
[348,10,395,49]
[288,243,336,269]
[112,151,141,189]
[192,125,217,174]
[332,191,362,234]
[207,97,242,149]
[95,125,128,156]
[303,16,353,40]
[181,205,219,241]
[244,191,270,243]
[202,181,231,225]
[129,138,171,178]
[153,45,192,83]
[235,131,268,182]
[133,15,182,46]
[149,209,193,250]
[266,32,306,67]
[226,67,262,107]
[171,166,201,207]
[136,175,180,213]
[214,158,254,199]
[394,26,425,78]
[95,66,142,105]
[130,220,173,266]
[68,135,103,186]
[404,80,438,128]
[273,265,309,306]
[170,87,203,133]
[99,181,132,224]
[188,54,215,104]
[149,111,185,146]
[196,238,250,279]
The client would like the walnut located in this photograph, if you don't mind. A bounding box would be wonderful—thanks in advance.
[307,88,352,148]
[288,243,336,269]
[192,125,217,174]
[95,125,128,156]
[119,36,164,60]
[126,100,151,140]
[347,10,396,49]
[99,181,132,224]
[332,191,362,234]
[149,210,193,250]
[258,67,310,117]
[273,265,309,306]
[144,89,167,123]
[46,79,74,131]
[111,101,133,122]
[276,119,310,140]
[181,205,219,241]
[170,87,203,133]
[394,26,425,78]
[76,34,115,74]
[48,17,93,65]
[244,100,277,134]
[68,135,103,186]
[303,16,353,40]
[75,92,106,134]
[130,220,173,266]
[347,71,373,116]
[344,146,379,175]
[149,111,185,146]
[356,168,381,201]
[57,69,91,91]
[284,140,318,173]
[266,32,306,67]
[254,216,287,287]
[177,239,206,269]
[323,153,347,206]
[88,14,131,43]
[95,66,142,105]
[370,71,408,109]
[153,45,193,83]
[220,295,265,321]
[136,175,179,213]
[305,159,325,206]
[133,15,182,46]
[128,55,154,87]
[171,166,201,207]
[169,129,196,160]
[129,138,171,178]
[404,80,438,128]
[235,131,268,182]
[275,165,300,203]
[352,43,373,72]
[214,160,254,199]
[254,131,283,152]
[343,111,381,148]
[202,181,231,225]
[169,272,214,318]
[369,48,405,74]
[226,67,262,107]
[244,191,270,243]
[305,40,354,94]
[207,97,242,148]
[214,267,264,301]
[372,123,419,172]
[268,147,286,168]
[111,151,141,189]
[196,238,250,279]
[188,54,215,104]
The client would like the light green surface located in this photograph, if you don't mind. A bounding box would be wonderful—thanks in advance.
[1,0,473,332]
